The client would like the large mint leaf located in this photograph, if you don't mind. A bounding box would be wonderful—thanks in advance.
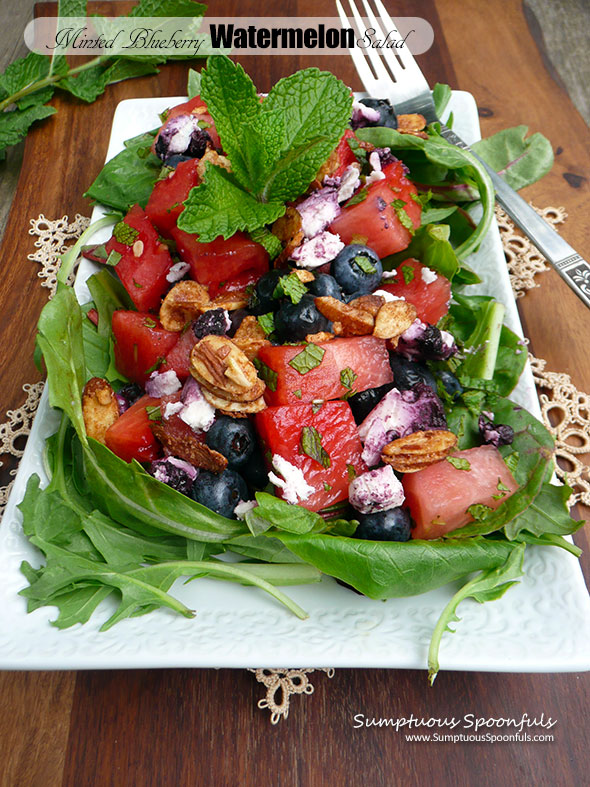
[0,105,56,157]
[259,68,352,202]
[129,0,206,16]
[200,56,266,190]
[178,163,285,241]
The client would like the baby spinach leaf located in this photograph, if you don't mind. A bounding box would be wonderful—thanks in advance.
[503,482,584,540]
[383,223,460,281]
[84,130,162,212]
[432,82,452,117]
[272,532,521,599]
[472,125,554,191]
[254,491,322,534]
[428,543,525,684]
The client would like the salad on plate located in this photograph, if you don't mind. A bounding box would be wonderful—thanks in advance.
[21,56,583,680]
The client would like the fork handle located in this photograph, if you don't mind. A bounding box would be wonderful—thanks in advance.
[439,124,590,310]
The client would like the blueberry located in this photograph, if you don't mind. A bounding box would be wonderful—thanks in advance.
[308,273,343,300]
[331,244,383,295]
[193,308,229,340]
[163,154,193,168]
[389,355,437,392]
[354,507,412,541]
[115,382,144,412]
[359,97,398,129]
[439,370,463,400]
[227,308,249,337]
[205,416,256,469]
[190,469,248,518]
[248,269,285,315]
[274,294,330,341]
[241,447,269,489]
[348,382,395,424]
[149,458,196,496]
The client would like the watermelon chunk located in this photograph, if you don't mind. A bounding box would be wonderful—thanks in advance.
[402,445,519,539]
[255,401,366,512]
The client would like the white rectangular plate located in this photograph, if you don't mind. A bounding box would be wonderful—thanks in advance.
[1,92,589,672]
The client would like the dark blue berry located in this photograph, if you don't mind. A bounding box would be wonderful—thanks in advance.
[478,415,514,447]
[116,382,144,412]
[331,244,383,295]
[389,355,437,392]
[439,370,463,400]
[190,469,248,519]
[227,309,249,337]
[149,458,196,496]
[308,273,343,300]
[348,382,395,424]
[359,98,398,129]
[193,308,229,340]
[248,269,285,315]
[354,507,412,541]
[275,294,330,341]
[163,154,193,168]
[205,417,256,469]
[242,447,269,489]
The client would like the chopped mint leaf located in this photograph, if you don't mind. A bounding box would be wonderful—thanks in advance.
[393,202,415,234]
[347,135,368,166]
[447,456,471,471]
[410,190,432,207]
[354,256,377,275]
[132,279,143,288]
[146,405,162,422]
[323,481,332,492]
[311,401,323,414]
[157,165,174,182]
[300,426,331,468]
[289,343,325,374]
[467,503,493,521]
[91,243,108,260]
[253,358,278,391]
[143,317,157,329]
[504,452,520,475]
[257,312,275,336]
[293,389,302,399]
[144,356,166,375]
[113,220,139,245]
[250,226,283,260]
[401,264,415,284]
[274,272,307,304]
[345,188,368,207]
[497,478,510,492]
[347,463,357,480]
[340,367,358,394]
[105,250,122,267]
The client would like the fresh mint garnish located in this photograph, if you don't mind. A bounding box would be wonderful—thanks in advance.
[345,188,368,207]
[340,367,358,396]
[144,356,166,375]
[447,456,471,471]
[311,401,323,414]
[105,250,122,267]
[91,243,108,260]
[504,452,520,474]
[300,426,331,468]
[146,405,162,422]
[354,256,377,275]
[178,56,353,242]
[143,317,157,329]
[253,358,278,391]
[113,221,139,245]
[249,226,283,260]
[257,312,275,336]
[393,200,415,234]
[467,503,493,520]
[273,272,307,305]
[401,264,415,284]
[289,343,325,375]
[346,463,357,480]
[293,389,302,399]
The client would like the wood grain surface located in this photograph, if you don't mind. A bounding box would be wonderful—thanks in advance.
[0,1,589,785]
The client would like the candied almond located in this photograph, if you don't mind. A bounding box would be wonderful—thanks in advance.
[305,331,335,343]
[190,335,265,402]
[204,292,249,312]
[381,430,458,473]
[196,147,231,179]
[201,388,267,416]
[373,301,417,340]
[349,294,385,318]
[293,269,315,284]
[314,296,374,336]
[272,207,302,266]
[82,377,119,444]
[397,113,427,133]
[151,419,227,473]
[160,281,211,331]
[232,315,271,360]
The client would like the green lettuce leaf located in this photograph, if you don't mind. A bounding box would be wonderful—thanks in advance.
[472,125,554,191]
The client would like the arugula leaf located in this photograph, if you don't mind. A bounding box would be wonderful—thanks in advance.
[427,543,525,684]
[356,126,495,258]
[84,130,162,212]
[272,532,522,599]
[472,125,554,191]
[177,163,285,242]
[36,287,87,443]
[420,205,458,225]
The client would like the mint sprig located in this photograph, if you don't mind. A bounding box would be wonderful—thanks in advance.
[178,56,353,241]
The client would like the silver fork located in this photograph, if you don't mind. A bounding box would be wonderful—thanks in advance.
[337,0,590,310]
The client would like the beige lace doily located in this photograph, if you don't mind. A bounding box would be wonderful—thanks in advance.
[0,208,588,723]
